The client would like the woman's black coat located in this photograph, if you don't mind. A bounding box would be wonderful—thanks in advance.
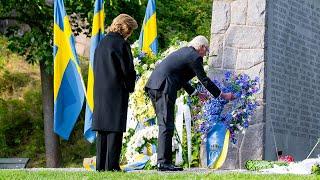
[92,32,136,132]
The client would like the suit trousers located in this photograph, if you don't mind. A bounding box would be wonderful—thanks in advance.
[96,131,123,171]
[146,88,176,164]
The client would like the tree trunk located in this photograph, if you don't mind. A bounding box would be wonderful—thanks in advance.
[40,62,61,168]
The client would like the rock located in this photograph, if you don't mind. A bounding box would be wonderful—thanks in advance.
[236,49,264,70]
[225,25,265,49]
[211,1,231,34]
[247,0,266,25]
[231,0,248,25]
[223,47,237,69]
[209,34,225,68]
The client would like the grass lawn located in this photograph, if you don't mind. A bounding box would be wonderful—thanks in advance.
[0,170,318,180]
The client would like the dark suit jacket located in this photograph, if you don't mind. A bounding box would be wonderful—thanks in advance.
[92,32,136,132]
[145,46,221,98]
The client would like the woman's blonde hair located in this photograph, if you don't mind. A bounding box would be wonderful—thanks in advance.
[107,14,138,38]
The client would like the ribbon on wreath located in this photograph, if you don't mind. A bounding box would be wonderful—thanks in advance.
[121,154,150,172]
[206,122,230,169]
[175,95,192,166]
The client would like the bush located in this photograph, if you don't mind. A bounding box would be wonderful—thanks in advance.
[0,71,32,94]
[0,89,45,167]
[0,87,96,167]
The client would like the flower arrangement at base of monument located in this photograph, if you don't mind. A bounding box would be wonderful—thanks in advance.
[121,39,189,171]
[195,72,260,169]
[128,70,155,123]
[122,38,260,171]
[121,125,180,171]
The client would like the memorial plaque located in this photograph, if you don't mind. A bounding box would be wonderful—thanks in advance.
[265,0,320,160]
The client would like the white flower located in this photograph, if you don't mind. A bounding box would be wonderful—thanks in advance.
[125,125,159,161]
[150,63,155,69]
[141,147,147,155]
[131,40,139,49]
[162,46,176,57]
[232,111,237,117]
[150,153,157,166]
[236,124,243,131]
[204,65,210,72]
[155,60,162,67]
[142,64,148,70]
[203,56,209,64]
[172,137,180,152]
[191,77,199,84]
[133,57,140,66]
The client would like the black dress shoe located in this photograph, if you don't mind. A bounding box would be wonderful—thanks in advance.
[157,163,183,171]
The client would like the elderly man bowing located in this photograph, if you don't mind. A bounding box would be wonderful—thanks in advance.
[145,36,235,171]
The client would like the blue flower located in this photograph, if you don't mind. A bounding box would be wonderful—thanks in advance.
[243,121,249,128]
[138,52,146,59]
[225,71,232,81]
[197,72,259,144]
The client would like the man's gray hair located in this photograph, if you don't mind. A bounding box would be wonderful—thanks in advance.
[188,35,209,50]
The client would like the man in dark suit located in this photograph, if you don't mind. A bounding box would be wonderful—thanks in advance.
[145,36,235,171]
[93,14,137,171]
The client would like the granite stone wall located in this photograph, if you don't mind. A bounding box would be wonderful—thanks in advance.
[208,0,266,169]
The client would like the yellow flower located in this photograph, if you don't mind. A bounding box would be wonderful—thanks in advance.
[129,71,156,122]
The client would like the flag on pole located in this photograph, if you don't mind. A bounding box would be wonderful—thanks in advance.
[53,0,85,140]
[84,0,105,143]
[139,0,158,55]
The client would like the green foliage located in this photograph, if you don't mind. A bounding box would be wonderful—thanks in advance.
[0,89,45,167]
[0,0,53,71]
[157,0,213,49]
[1,0,213,69]
[0,87,97,167]
[0,37,9,70]
[120,128,135,164]
[245,160,288,171]
[0,71,32,93]
[6,29,52,65]
[60,116,96,167]
[143,160,152,170]
[312,164,320,175]
[0,39,95,167]
[181,126,202,168]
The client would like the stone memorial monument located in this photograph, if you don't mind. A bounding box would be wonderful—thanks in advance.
[209,0,320,169]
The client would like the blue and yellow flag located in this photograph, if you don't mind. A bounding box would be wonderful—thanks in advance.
[206,122,230,169]
[139,0,158,55]
[54,0,85,140]
[84,0,105,143]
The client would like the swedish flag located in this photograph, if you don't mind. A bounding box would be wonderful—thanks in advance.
[84,0,105,143]
[139,0,158,55]
[54,0,85,140]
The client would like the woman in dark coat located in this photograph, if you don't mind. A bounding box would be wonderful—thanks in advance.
[92,14,137,171]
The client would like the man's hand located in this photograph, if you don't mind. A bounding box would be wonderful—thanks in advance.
[220,92,235,101]
[197,92,207,100]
